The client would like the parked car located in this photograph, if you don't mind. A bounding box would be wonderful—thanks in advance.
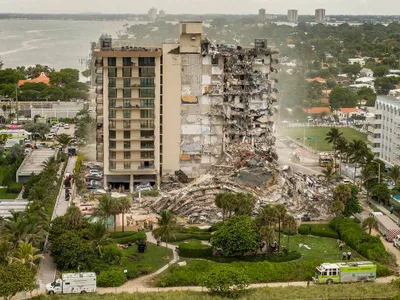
[45,134,55,139]
[64,124,70,129]
[135,183,152,192]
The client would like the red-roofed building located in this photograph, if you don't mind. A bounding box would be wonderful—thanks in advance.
[322,89,332,95]
[305,77,327,83]
[302,107,331,114]
[335,107,366,122]
[18,72,50,87]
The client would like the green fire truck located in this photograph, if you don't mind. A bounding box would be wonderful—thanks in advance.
[312,261,376,284]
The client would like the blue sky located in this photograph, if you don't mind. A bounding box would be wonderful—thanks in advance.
[0,0,399,15]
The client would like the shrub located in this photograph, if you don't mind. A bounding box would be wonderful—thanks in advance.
[6,182,23,194]
[209,222,223,232]
[109,231,139,239]
[101,244,123,264]
[166,232,211,242]
[132,190,160,197]
[376,263,392,277]
[114,232,147,244]
[330,217,393,265]
[179,242,213,258]
[201,267,250,298]
[97,269,127,287]
[298,224,339,239]
[125,264,152,280]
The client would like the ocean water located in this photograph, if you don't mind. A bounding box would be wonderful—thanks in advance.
[0,19,138,71]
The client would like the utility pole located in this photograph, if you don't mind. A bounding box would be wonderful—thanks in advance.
[15,84,19,124]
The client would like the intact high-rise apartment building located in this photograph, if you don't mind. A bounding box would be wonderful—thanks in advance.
[94,22,278,191]
[315,9,326,23]
[287,9,298,23]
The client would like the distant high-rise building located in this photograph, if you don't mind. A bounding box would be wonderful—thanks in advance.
[287,9,298,23]
[315,9,326,23]
[258,8,266,22]
[158,10,166,18]
[148,7,157,21]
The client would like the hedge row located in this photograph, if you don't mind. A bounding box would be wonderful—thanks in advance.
[166,232,211,242]
[156,259,391,287]
[109,231,140,239]
[113,232,147,244]
[6,182,23,194]
[330,217,393,265]
[298,224,339,239]
[178,242,213,258]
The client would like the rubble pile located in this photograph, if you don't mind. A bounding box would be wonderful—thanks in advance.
[144,143,332,223]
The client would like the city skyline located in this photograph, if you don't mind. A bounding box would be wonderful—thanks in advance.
[0,0,400,15]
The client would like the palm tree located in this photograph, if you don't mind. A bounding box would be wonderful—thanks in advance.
[348,140,368,184]
[325,128,343,172]
[322,165,334,186]
[64,206,85,229]
[335,137,348,175]
[389,165,400,186]
[85,221,111,255]
[359,165,377,203]
[110,200,122,233]
[10,242,44,269]
[94,195,114,229]
[256,205,277,229]
[260,226,275,253]
[41,156,58,173]
[330,200,345,233]
[153,210,177,247]
[275,204,287,253]
[3,211,31,246]
[333,184,352,203]
[119,197,132,232]
[282,215,297,252]
[0,241,14,266]
[362,217,379,235]
[55,133,72,149]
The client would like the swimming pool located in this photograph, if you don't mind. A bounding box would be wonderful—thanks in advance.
[393,194,400,201]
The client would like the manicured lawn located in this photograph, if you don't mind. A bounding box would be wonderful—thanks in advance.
[0,166,5,184]
[286,235,363,261]
[279,127,367,151]
[0,188,18,199]
[120,243,172,272]
[31,283,399,300]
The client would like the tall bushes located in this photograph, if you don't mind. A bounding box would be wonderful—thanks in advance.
[330,217,393,265]
[298,224,339,239]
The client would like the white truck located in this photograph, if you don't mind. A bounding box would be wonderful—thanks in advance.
[371,212,400,242]
[46,272,96,294]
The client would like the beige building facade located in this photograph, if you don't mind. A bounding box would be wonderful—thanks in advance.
[94,22,278,190]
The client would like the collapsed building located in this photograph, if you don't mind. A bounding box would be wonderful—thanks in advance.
[94,21,333,222]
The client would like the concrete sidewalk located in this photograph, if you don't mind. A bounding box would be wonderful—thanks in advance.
[370,199,399,224]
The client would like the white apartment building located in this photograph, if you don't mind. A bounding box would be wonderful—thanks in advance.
[368,96,400,165]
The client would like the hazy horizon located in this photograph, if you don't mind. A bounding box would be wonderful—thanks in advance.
[0,0,400,16]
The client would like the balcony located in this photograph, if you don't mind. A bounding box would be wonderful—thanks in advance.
[367,125,382,134]
[96,87,103,94]
[109,136,154,142]
[368,135,381,144]
[109,158,155,162]
[96,95,103,104]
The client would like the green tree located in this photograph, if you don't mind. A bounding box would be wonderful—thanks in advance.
[335,137,348,174]
[0,263,36,300]
[49,68,79,85]
[0,69,25,84]
[153,210,177,246]
[10,242,44,269]
[85,221,111,255]
[325,128,343,170]
[119,197,132,233]
[23,122,50,140]
[211,18,228,28]
[322,165,334,186]
[333,184,352,204]
[94,195,114,229]
[389,165,400,186]
[342,63,362,77]
[362,217,379,235]
[211,215,258,256]
[256,205,277,229]
[348,139,369,182]
[371,184,391,205]
[234,193,256,216]
[329,86,359,110]
[343,186,362,217]
[275,204,287,253]
[357,86,377,106]
[215,192,236,220]
[55,133,72,149]
[201,267,249,297]
[110,199,122,233]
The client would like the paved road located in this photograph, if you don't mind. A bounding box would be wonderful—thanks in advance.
[37,156,77,291]
[56,124,75,137]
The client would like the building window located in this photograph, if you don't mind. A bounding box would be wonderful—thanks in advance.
[141,141,154,149]
[109,99,116,108]
[123,109,131,118]
[109,78,116,88]
[123,99,131,108]
[108,57,116,66]
[123,57,132,66]
[141,151,154,159]
[123,120,131,128]
[108,67,117,77]
[109,109,116,118]
[123,89,131,98]
[110,161,116,169]
[140,89,155,98]
[141,110,154,118]
[140,99,154,108]
[124,162,131,169]
[124,131,131,139]
[124,151,131,159]
[141,131,153,138]
[108,88,117,98]
[124,141,131,149]
[109,130,116,139]
[110,141,116,149]
[123,78,131,88]
[109,151,116,159]
[140,120,154,128]
[123,68,132,77]
[139,57,155,66]
[140,78,154,87]
[139,68,155,77]
[109,120,116,129]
